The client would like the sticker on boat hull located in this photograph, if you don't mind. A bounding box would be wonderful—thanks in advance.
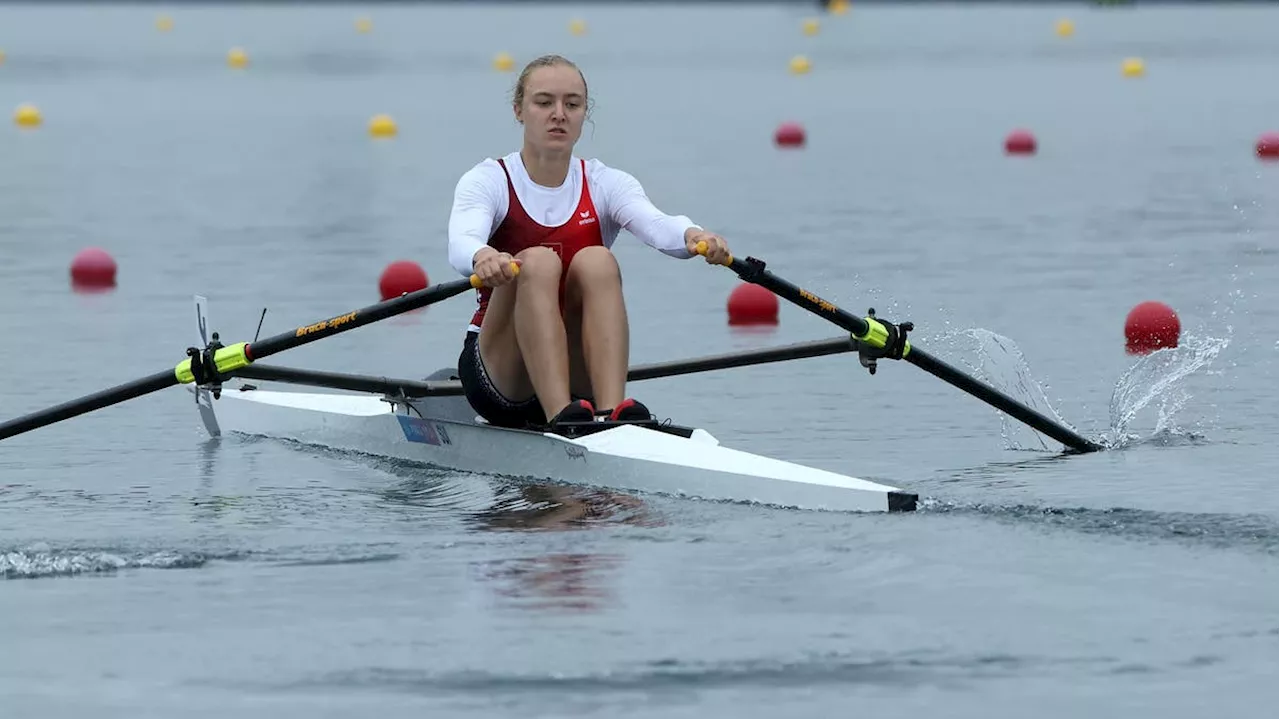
[397,416,452,446]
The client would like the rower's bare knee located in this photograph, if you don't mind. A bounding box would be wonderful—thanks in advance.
[566,246,621,293]
[515,246,562,288]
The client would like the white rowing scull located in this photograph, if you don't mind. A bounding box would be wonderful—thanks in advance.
[194,372,918,513]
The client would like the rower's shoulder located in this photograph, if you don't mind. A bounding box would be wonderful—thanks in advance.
[583,157,641,189]
[459,156,508,179]
[454,156,510,194]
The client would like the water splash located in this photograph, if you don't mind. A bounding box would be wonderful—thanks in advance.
[959,328,1229,452]
[1104,333,1229,447]
[961,329,1076,452]
[1,545,215,579]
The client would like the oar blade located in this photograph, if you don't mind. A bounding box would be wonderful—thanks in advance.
[192,294,221,435]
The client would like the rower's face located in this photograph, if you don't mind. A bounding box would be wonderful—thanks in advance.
[516,65,586,151]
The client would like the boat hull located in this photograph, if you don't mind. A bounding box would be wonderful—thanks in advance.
[196,385,916,513]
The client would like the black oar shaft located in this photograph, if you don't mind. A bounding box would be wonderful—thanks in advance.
[905,348,1097,452]
[0,273,487,443]
[239,336,860,396]
[627,336,858,381]
[0,370,177,441]
[723,259,870,337]
[247,277,476,362]
[712,251,1101,454]
[236,365,456,397]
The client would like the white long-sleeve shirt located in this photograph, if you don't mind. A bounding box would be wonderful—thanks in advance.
[447,152,698,278]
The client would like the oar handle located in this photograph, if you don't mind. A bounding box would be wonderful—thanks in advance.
[468,261,521,289]
[694,240,734,266]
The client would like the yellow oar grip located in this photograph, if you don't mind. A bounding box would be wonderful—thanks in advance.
[694,240,734,266]
[469,261,521,289]
[174,342,252,384]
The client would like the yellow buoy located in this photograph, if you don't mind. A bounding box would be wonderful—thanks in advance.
[829,0,850,15]
[355,16,373,34]
[789,55,812,75]
[14,103,42,128]
[1121,57,1145,77]
[155,14,174,32]
[1055,19,1074,37]
[368,114,398,139]
[568,18,587,36]
[227,47,249,69]
[802,18,820,36]
[0,49,6,66]
[493,52,514,72]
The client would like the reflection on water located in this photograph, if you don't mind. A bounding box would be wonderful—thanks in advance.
[464,485,661,613]
[469,483,661,532]
[191,435,651,612]
[472,552,624,614]
[192,432,665,532]
[936,451,1078,488]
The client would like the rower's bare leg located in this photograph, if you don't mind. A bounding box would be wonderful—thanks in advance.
[478,246,573,421]
[564,246,627,412]
[562,302,594,403]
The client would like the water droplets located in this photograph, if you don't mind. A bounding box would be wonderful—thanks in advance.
[1103,333,1229,447]
[962,328,1075,452]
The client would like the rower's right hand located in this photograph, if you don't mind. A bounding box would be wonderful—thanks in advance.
[473,249,521,288]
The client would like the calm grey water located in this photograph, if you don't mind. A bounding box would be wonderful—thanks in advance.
[0,3,1276,717]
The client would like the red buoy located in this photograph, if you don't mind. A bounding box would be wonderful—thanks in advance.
[1255,131,1278,160]
[774,122,806,148]
[1004,129,1037,155]
[378,260,428,301]
[1124,301,1180,355]
[727,283,779,325]
[69,247,117,290]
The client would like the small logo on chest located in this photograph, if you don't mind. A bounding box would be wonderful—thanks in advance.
[577,210,597,226]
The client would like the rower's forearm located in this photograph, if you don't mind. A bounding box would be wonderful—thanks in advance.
[627,213,698,258]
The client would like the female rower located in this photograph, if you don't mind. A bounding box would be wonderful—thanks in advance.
[447,54,731,432]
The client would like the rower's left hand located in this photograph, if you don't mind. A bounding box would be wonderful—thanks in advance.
[685,228,731,266]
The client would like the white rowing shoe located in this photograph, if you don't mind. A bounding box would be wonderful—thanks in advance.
[193,378,917,514]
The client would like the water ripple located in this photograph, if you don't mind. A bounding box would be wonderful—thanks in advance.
[279,651,1137,696]
[921,499,1278,553]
